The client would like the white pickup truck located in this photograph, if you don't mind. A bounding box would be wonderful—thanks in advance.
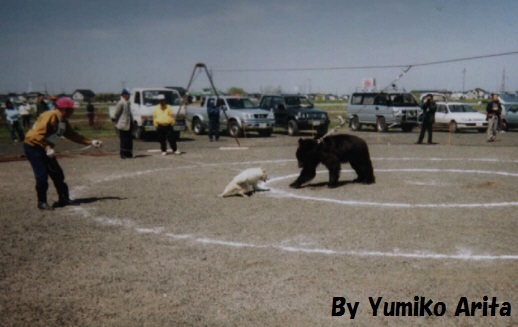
[187,96,275,137]
[109,87,187,139]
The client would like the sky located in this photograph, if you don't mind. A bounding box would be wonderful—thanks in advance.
[1,0,518,95]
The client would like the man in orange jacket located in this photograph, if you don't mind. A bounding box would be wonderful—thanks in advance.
[24,97,102,210]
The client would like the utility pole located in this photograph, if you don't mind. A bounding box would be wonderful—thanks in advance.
[462,68,466,94]
[501,67,506,93]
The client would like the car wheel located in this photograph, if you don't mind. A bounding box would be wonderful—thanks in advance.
[132,124,145,140]
[502,120,508,132]
[376,117,387,132]
[287,120,299,136]
[192,118,205,135]
[350,116,362,131]
[258,129,273,137]
[449,121,459,133]
[228,120,243,137]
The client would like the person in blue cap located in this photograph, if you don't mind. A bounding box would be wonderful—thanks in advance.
[113,89,133,158]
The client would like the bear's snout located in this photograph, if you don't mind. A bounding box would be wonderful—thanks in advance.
[298,161,304,168]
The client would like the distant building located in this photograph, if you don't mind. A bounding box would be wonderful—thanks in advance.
[72,89,96,102]
[465,88,488,100]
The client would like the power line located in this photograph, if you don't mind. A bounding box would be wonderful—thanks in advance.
[212,50,518,73]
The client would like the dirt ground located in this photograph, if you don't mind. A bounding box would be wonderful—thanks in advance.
[0,129,517,326]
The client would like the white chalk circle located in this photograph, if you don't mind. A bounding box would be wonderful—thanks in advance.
[265,168,518,208]
[70,159,518,260]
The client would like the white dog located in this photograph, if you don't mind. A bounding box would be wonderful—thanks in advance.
[219,167,269,197]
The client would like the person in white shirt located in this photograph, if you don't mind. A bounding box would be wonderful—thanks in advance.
[4,100,25,142]
[18,98,32,128]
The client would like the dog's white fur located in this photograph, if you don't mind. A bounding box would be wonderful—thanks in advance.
[219,167,269,197]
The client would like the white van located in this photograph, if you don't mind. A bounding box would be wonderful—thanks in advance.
[347,92,421,132]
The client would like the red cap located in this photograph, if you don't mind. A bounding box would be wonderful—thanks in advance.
[56,97,78,110]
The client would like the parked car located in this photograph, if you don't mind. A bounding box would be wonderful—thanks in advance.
[347,91,421,132]
[433,101,488,132]
[502,102,518,130]
[258,94,329,136]
[109,88,187,139]
[187,96,275,137]
[417,94,487,132]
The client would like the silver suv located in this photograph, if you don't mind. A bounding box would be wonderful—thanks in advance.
[347,92,421,132]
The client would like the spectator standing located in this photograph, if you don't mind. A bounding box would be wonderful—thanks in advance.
[153,94,180,155]
[86,100,95,126]
[486,93,502,142]
[4,100,25,142]
[416,94,437,144]
[36,93,49,117]
[207,98,222,142]
[23,97,102,210]
[48,95,58,110]
[113,89,133,158]
[18,98,32,129]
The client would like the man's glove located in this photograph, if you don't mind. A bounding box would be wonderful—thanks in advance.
[45,146,55,158]
[91,140,103,148]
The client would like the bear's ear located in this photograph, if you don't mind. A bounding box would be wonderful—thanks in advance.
[298,138,303,144]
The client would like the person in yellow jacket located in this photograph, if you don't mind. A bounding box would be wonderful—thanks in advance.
[24,97,102,210]
[153,94,180,155]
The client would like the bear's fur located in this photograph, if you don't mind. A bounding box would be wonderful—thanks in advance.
[289,134,375,188]
[219,167,269,197]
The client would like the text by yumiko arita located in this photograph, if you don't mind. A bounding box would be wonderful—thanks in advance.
[332,296,511,319]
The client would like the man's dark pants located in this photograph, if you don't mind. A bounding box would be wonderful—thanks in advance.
[156,125,178,152]
[24,143,69,204]
[118,129,133,158]
[208,119,220,141]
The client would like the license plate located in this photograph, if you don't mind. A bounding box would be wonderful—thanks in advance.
[312,120,321,126]
[259,123,267,128]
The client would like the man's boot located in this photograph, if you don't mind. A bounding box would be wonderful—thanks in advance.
[38,202,54,210]
[53,184,79,208]
[37,188,53,210]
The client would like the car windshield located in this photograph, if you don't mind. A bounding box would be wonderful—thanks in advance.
[285,96,313,109]
[449,104,477,113]
[225,98,256,109]
[143,91,179,106]
[389,93,418,106]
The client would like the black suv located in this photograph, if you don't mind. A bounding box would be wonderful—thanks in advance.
[258,94,329,136]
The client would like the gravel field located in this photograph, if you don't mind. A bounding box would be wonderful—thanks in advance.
[0,129,517,326]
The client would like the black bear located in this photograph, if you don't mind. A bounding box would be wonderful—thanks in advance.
[289,134,375,188]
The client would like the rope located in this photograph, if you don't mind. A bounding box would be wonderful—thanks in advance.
[317,116,346,143]
[212,50,518,72]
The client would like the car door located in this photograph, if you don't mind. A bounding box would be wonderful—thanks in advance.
[435,104,448,128]
[361,94,377,124]
[507,105,518,127]
[374,94,389,123]
[270,96,287,126]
